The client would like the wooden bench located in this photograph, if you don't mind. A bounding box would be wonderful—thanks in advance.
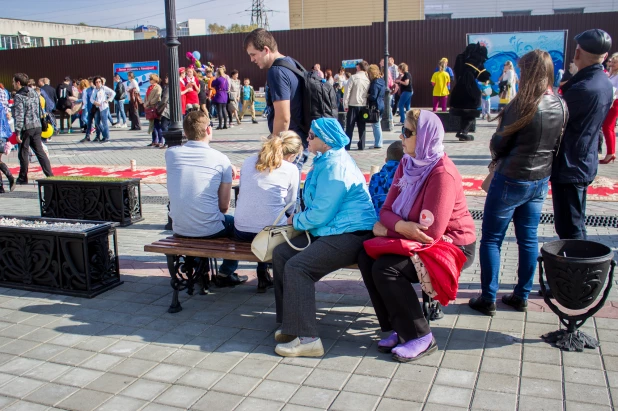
[144,236,441,324]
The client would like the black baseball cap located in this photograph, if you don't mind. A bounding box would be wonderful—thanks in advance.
[575,29,612,55]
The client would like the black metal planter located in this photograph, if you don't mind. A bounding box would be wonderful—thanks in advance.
[538,240,616,352]
[38,178,143,227]
[0,216,122,298]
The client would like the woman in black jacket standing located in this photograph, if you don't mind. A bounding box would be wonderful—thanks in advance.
[367,64,386,149]
[469,50,567,316]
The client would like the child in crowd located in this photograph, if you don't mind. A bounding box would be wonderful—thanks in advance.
[480,80,492,120]
[368,141,404,217]
[431,60,451,112]
[240,78,258,124]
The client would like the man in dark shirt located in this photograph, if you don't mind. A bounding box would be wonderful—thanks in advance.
[244,28,307,163]
[551,29,613,240]
[244,29,304,139]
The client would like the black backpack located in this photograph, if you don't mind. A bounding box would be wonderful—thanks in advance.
[269,58,338,134]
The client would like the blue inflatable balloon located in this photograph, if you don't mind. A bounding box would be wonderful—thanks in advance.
[193,51,201,61]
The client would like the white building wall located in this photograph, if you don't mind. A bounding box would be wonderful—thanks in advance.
[186,19,206,36]
[424,0,618,18]
[0,18,134,47]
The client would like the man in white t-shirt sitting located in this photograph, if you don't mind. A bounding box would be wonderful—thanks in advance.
[165,111,246,287]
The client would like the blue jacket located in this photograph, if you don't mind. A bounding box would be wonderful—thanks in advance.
[552,64,613,184]
[368,160,400,218]
[368,78,386,113]
[293,148,377,237]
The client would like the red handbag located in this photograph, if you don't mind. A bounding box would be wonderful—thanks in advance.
[363,237,425,260]
[145,107,159,120]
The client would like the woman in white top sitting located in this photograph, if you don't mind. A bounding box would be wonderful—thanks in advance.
[234,131,303,292]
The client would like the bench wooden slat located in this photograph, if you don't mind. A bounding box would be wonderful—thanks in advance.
[151,240,253,253]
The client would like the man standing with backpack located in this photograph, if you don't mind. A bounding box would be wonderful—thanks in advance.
[244,28,338,169]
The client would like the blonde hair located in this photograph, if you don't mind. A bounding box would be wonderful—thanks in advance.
[368,64,382,81]
[438,60,446,72]
[150,74,159,83]
[256,131,303,173]
[398,63,408,73]
[216,67,225,77]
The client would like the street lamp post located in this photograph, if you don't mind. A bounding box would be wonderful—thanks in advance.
[381,0,393,131]
[163,0,185,147]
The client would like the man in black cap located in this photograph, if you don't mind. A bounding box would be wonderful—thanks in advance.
[551,29,613,240]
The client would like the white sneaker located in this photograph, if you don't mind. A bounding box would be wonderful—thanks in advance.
[121,123,128,128]
[275,338,324,357]
[274,329,296,343]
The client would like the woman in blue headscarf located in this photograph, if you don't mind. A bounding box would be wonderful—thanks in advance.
[272,117,377,358]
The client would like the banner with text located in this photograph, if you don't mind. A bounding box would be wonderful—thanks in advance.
[113,61,160,103]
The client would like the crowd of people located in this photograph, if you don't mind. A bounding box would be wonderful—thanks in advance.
[161,27,615,363]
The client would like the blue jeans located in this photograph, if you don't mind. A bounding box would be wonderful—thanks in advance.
[372,109,383,148]
[201,215,238,275]
[98,108,110,140]
[152,118,164,144]
[399,91,412,124]
[480,172,549,302]
[234,227,268,272]
[115,100,126,124]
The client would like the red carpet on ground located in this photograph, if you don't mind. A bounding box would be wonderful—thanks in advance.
[11,165,618,201]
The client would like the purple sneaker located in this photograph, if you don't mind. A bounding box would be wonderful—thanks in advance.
[392,333,437,363]
[377,332,399,353]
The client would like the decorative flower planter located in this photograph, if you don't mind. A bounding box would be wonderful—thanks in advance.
[38,177,143,227]
[0,216,122,298]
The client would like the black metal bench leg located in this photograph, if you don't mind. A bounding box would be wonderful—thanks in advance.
[166,254,210,313]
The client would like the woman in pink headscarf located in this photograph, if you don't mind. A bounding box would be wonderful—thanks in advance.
[358,109,476,362]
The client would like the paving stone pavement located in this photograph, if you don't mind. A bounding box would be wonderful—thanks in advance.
[1,117,618,410]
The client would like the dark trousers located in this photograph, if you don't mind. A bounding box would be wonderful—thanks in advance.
[128,102,141,130]
[0,162,13,189]
[18,128,53,181]
[273,230,373,336]
[216,103,228,128]
[345,106,367,150]
[552,181,589,240]
[459,115,476,136]
[357,243,476,342]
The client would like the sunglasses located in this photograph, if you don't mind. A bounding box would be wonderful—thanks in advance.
[307,131,316,141]
[401,126,416,139]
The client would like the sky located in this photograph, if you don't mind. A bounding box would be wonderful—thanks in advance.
[2,0,290,31]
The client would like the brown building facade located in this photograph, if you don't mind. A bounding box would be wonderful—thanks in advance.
[289,0,424,29]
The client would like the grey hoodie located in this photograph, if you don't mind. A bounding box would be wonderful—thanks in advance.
[13,86,42,134]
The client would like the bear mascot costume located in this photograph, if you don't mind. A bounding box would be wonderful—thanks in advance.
[449,43,491,141]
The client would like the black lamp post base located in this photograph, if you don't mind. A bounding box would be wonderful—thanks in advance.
[542,329,600,352]
[164,128,185,148]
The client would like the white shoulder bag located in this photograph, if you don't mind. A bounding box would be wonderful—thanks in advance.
[251,202,311,262]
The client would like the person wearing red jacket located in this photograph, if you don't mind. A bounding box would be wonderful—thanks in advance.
[358,109,476,363]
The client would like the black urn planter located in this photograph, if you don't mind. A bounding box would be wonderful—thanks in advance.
[38,177,143,227]
[538,240,616,352]
[0,216,122,298]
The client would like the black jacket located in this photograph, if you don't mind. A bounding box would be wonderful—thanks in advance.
[551,64,613,184]
[491,93,567,181]
[42,85,57,104]
[115,81,126,101]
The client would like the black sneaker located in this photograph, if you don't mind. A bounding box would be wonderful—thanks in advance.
[256,269,274,293]
[456,133,475,141]
[0,186,4,194]
[213,273,248,288]
[252,119,258,124]
[15,178,28,185]
[79,137,91,143]
[8,176,16,192]
[93,137,101,142]
[468,297,497,316]
[502,294,528,312]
